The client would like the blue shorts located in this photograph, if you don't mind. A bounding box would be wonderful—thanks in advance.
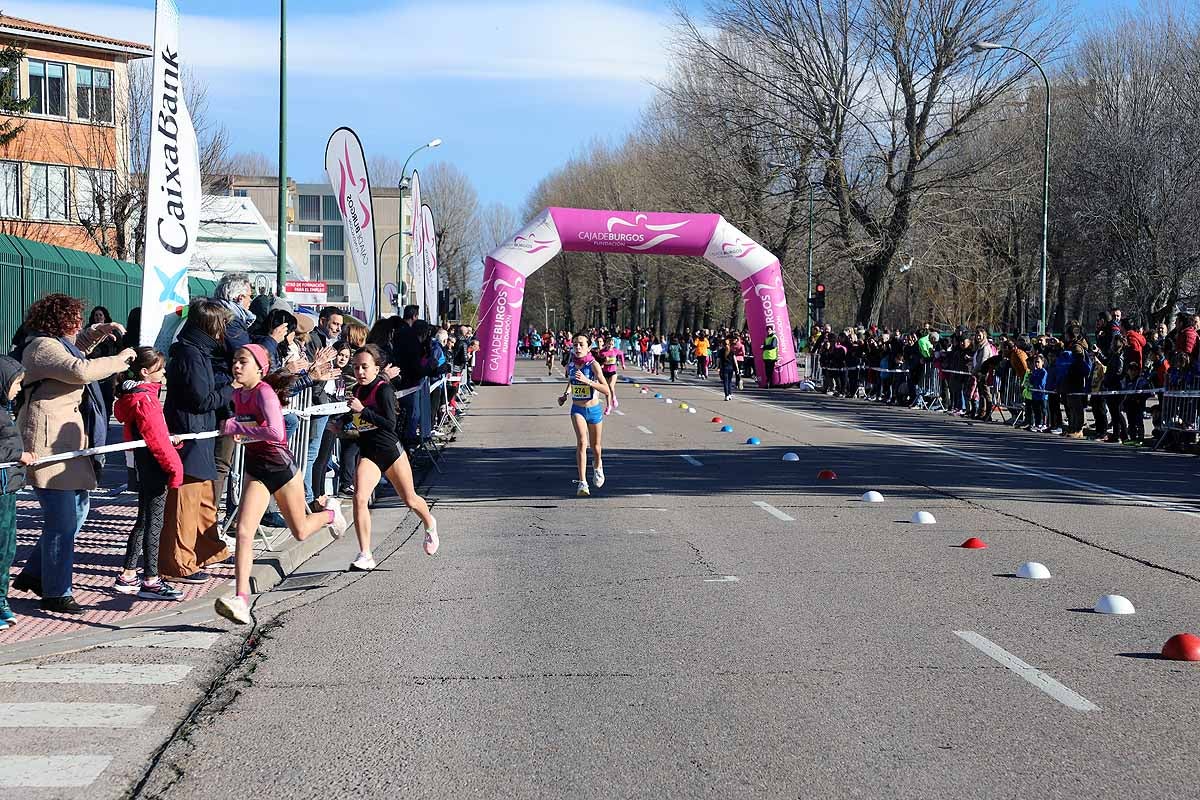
[571,403,604,425]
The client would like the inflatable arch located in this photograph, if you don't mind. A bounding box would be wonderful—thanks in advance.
[472,208,798,387]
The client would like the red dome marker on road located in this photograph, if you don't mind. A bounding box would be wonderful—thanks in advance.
[817,469,837,480]
[1161,633,1200,662]
[960,537,987,549]
[711,417,723,423]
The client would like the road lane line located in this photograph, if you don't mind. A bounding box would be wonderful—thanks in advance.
[687,382,1200,520]
[0,664,192,685]
[680,455,703,466]
[753,501,795,521]
[0,756,112,787]
[0,703,156,728]
[704,575,739,582]
[953,630,1099,712]
[636,425,653,435]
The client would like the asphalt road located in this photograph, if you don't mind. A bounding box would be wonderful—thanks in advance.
[19,359,1200,799]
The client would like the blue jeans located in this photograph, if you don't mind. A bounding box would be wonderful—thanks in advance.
[24,488,90,598]
[304,415,330,502]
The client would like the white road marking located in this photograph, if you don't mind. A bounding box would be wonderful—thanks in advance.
[689,382,1200,519]
[753,501,795,521]
[636,425,653,435]
[704,575,740,582]
[0,702,156,728]
[680,454,703,466]
[953,630,1099,712]
[626,529,657,534]
[100,631,221,650]
[0,663,192,685]
[0,755,112,787]
[614,409,625,416]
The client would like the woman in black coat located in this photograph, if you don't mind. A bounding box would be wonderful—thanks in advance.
[160,300,232,583]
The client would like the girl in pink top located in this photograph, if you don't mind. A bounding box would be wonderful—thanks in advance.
[214,344,348,625]
[597,335,625,415]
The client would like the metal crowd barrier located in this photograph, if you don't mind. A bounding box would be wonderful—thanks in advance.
[1153,375,1200,450]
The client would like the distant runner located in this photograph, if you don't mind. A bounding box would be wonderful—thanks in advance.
[557,334,610,496]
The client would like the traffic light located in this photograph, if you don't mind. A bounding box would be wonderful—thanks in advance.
[813,283,826,309]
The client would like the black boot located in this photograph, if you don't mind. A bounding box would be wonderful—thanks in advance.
[11,570,42,597]
[40,596,85,614]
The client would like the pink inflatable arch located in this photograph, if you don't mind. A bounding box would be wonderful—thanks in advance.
[473,208,798,387]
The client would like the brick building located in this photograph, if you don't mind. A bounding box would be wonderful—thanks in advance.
[0,15,151,253]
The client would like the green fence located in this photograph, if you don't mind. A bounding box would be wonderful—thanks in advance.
[0,234,216,348]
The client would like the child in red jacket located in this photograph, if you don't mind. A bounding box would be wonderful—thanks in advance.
[113,347,185,600]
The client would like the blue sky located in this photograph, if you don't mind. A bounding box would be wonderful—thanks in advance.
[11,0,1133,213]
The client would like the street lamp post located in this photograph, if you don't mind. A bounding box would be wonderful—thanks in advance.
[396,138,442,311]
[973,40,1051,335]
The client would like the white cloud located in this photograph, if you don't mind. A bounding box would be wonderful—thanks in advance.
[3,0,673,83]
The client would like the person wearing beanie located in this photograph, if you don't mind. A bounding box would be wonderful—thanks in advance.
[0,355,34,629]
[214,344,348,625]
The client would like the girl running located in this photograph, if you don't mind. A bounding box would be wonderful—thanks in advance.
[113,347,184,601]
[215,344,349,625]
[347,344,438,571]
[598,335,625,415]
[557,334,611,496]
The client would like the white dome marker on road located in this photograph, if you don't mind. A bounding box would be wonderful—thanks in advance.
[1094,594,1135,614]
[1016,562,1052,579]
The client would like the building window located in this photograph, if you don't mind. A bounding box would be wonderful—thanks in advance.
[328,282,347,302]
[28,60,67,117]
[29,164,69,221]
[309,254,321,279]
[74,67,113,123]
[0,161,19,218]
[299,224,320,251]
[94,69,113,122]
[75,168,115,223]
[322,194,340,221]
[299,194,320,221]
[322,224,344,252]
[322,254,344,282]
[233,188,248,198]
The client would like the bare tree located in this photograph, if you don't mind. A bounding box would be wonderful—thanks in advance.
[367,155,404,187]
[421,161,480,303]
[223,151,276,177]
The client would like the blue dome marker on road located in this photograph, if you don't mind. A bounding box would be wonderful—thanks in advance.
[654,393,662,399]
[782,452,799,461]
[719,425,734,433]
[746,437,761,445]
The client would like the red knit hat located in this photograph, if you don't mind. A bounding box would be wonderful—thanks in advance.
[242,343,271,374]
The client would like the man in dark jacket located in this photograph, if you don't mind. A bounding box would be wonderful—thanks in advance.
[0,355,33,628]
[162,303,232,581]
[389,305,426,389]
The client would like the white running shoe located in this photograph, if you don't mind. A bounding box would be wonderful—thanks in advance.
[350,552,376,571]
[326,498,348,539]
[576,480,590,497]
[593,467,605,488]
[424,517,440,556]
[214,594,251,625]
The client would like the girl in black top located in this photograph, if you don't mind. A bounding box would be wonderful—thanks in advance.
[346,345,439,571]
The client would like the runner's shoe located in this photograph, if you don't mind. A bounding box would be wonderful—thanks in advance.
[114,574,140,595]
[326,498,349,539]
[593,467,605,488]
[424,517,440,556]
[576,480,590,497]
[215,594,251,625]
[350,552,376,571]
[138,581,183,601]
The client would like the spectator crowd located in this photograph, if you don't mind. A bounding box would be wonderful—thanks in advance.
[0,273,474,629]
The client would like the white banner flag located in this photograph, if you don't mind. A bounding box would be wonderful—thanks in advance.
[140,0,201,347]
[325,127,377,320]
[421,204,438,323]
[409,170,423,317]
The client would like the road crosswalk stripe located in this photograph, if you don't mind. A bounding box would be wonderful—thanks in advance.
[0,702,156,728]
[753,501,795,521]
[0,663,192,685]
[100,631,221,650]
[637,425,653,434]
[0,756,112,787]
[680,455,703,466]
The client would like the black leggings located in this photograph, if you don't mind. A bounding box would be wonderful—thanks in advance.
[124,483,166,577]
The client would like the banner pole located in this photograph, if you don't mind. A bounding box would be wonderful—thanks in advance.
[276,0,288,297]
